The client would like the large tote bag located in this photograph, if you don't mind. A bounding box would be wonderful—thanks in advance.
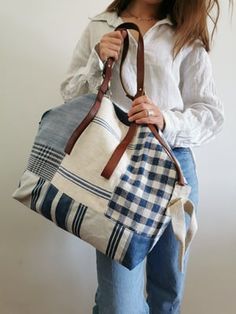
[12,22,197,272]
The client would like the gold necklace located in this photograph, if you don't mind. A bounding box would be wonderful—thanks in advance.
[125,10,157,22]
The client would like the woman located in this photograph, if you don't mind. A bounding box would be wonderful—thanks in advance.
[60,1,226,313]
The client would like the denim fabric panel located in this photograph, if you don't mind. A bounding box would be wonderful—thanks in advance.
[121,230,155,270]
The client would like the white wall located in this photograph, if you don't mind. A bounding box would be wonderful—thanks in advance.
[1,1,235,314]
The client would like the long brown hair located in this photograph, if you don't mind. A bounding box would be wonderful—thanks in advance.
[106,0,233,57]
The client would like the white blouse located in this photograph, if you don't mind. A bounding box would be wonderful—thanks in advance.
[60,11,224,149]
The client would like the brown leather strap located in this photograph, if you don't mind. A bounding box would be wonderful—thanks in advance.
[116,22,145,99]
[100,123,138,178]
[100,24,185,186]
[148,124,185,186]
[64,57,114,154]
[65,23,144,155]
[100,23,145,180]
[64,22,185,186]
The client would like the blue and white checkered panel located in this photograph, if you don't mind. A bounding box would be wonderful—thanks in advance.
[106,125,178,237]
[27,142,65,181]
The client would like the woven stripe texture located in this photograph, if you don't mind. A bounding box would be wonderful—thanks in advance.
[12,94,197,271]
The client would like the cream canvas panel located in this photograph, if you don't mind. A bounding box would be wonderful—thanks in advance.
[51,96,137,213]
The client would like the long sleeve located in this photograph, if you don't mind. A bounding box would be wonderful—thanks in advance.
[60,22,104,102]
[161,43,224,148]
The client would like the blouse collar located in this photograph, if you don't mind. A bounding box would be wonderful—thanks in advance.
[89,11,174,29]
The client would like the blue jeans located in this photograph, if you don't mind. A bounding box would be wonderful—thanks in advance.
[92,147,199,314]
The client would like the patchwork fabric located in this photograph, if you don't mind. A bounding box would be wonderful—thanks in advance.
[106,125,177,237]
[12,169,160,270]
[31,175,88,235]
[12,93,197,271]
[27,142,65,181]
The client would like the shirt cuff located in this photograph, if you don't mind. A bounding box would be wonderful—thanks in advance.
[88,45,104,72]
[85,46,105,92]
[161,110,176,148]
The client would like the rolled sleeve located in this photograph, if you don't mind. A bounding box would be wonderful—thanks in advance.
[60,23,104,102]
[161,43,224,148]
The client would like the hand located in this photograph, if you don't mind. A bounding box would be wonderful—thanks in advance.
[127,95,166,131]
[95,30,127,62]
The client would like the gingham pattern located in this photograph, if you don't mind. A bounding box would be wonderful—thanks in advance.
[12,94,196,271]
[106,125,178,237]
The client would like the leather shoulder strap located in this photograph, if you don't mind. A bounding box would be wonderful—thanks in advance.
[65,22,186,186]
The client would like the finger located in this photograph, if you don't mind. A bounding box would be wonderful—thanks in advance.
[103,48,119,61]
[135,117,157,124]
[109,37,123,46]
[128,109,150,122]
[132,95,150,106]
[107,30,124,40]
[128,103,150,117]
[102,37,123,46]
[102,43,121,52]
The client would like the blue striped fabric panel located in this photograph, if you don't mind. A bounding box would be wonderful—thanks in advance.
[27,172,153,270]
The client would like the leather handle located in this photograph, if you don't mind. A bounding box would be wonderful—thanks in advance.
[103,22,145,100]
[65,22,186,186]
[64,23,140,155]
[115,22,145,99]
[101,22,185,186]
